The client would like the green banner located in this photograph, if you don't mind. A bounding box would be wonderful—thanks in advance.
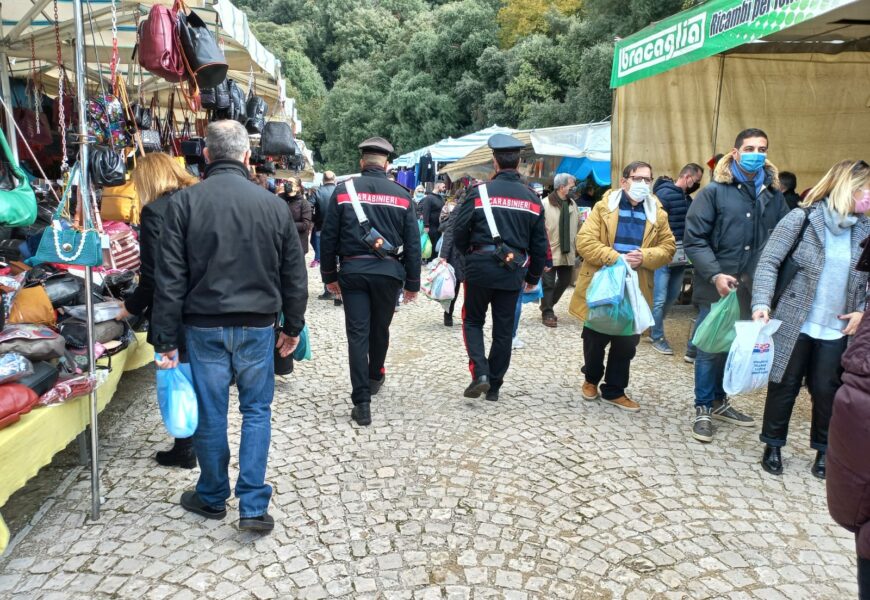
[611,0,857,88]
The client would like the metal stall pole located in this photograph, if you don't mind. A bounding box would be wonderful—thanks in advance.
[71,0,101,521]
[0,51,19,162]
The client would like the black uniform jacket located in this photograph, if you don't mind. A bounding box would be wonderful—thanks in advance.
[320,165,422,292]
[453,169,548,291]
[151,160,308,353]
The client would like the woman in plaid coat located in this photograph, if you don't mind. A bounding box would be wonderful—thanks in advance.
[751,160,870,478]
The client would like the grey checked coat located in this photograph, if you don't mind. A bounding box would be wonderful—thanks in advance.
[752,206,870,383]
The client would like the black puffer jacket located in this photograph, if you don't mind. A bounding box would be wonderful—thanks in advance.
[684,155,789,306]
[319,165,422,291]
[152,160,308,352]
[453,169,548,291]
[653,177,690,242]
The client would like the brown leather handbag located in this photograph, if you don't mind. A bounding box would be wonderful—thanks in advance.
[9,286,57,326]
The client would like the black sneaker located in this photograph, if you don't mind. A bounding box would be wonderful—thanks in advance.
[317,292,332,301]
[180,490,226,520]
[712,399,754,427]
[444,313,454,327]
[692,406,713,443]
[485,390,499,402]
[239,513,274,533]
[155,439,197,469]
[351,402,372,426]
[369,376,384,396]
[684,348,697,364]
[334,298,343,307]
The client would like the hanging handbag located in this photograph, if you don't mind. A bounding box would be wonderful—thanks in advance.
[89,146,127,188]
[33,164,103,267]
[176,3,229,89]
[213,78,246,122]
[101,180,139,224]
[245,89,268,134]
[137,3,185,83]
[201,78,230,111]
[0,127,38,227]
[105,224,141,272]
[260,122,295,156]
[86,95,128,147]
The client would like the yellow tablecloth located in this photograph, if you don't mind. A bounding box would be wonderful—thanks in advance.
[0,332,153,554]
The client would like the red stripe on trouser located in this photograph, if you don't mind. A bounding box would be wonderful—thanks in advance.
[460,282,475,377]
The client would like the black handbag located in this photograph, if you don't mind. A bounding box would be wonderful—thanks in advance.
[42,274,84,308]
[89,146,126,188]
[260,122,295,156]
[180,137,206,158]
[60,318,125,348]
[244,90,268,134]
[130,102,152,131]
[201,78,230,111]
[18,361,59,396]
[177,9,229,89]
[140,129,162,153]
[771,208,812,311]
[274,327,294,375]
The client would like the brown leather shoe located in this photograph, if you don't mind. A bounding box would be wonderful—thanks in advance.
[602,395,640,412]
[581,381,600,401]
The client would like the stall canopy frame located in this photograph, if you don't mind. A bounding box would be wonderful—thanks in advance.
[610,0,870,187]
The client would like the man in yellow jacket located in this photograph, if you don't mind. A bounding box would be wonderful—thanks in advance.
[568,161,676,411]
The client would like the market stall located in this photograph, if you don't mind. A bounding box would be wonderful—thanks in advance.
[441,122,612,185]
[610,0,870,186]
[0,0,295,554]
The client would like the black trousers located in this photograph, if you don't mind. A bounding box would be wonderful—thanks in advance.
[447,294,458,316]
[462,282,520,392]
[860,555,870,600]
[760,333,847,451]
[581,327,640,400]
[540,265,573,317]
[339,272,402,405]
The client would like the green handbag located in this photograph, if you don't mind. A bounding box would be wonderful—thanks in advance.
[0,126,37,226]
[32,163,103,267]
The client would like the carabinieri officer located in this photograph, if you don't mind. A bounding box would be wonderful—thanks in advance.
[453,134,549,401]
[320,137,422,426]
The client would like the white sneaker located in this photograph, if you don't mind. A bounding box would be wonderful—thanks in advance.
[511,337,525,350]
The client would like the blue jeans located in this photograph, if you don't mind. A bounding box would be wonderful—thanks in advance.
[512,293,523,338]
[185,325,275,518]
[650,265,686,341]
[312,230,321,262]
[693,305,726,407]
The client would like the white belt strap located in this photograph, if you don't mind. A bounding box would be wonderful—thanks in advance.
[477,184,501,241]
[345,178,368,225]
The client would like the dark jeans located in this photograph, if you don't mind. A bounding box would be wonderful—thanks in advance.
[462,282,519,393]
[650,265,686,341]
[185,325,275,518]
[694,287,751,407]
[760,333,846,452]
[311,230,321,262]
[339,272,402,405]
[540,266,573,317]
[582,327,640,400]
[860,555,870,600]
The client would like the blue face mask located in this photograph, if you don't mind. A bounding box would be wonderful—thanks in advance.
[738,152,766,172]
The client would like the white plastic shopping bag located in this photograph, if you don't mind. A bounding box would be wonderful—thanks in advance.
[624,260,654,334]
[723,319,782,396]
[422,260,456,301]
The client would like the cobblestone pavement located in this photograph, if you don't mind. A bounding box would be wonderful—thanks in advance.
[0,265,859,599]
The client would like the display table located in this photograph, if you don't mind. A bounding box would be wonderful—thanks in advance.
[0,332,153,554]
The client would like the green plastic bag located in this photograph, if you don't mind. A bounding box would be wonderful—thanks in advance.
[585,294,634,336]
[293,324,312,361]
[692,289,741,354]
[421,232,432,259]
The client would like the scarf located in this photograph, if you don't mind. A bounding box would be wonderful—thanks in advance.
[822,199,858,235]
[730,161,765,199]
[549,192,572,255]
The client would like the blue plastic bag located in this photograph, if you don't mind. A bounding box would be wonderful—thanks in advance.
[586,260,628,307]
[585,294,635,336]
[521,281,543,304]
[293,324,312,361]
[155,361,198,438]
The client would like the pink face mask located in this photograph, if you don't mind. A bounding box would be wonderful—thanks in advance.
[855,190,870,214]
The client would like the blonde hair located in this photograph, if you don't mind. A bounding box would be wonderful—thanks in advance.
[132,153,199,208]
[801,159,870,216]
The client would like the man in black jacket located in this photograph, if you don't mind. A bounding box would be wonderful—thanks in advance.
[453,134,549,402]
[684,128,789,444]
[312,171,337,299]
[152,120,308,533]
[320,137,422,427]
[650,163,702,357]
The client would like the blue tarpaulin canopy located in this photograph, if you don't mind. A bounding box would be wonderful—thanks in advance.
[556,157,611,186]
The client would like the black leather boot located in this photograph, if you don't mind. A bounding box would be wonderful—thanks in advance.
[156,437,197,469]
[811,451,826,479]
[351,402,372,426]
[761,445,783,476]
[463,376,490,399]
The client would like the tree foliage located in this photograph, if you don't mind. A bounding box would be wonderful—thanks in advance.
[236,0,692,172]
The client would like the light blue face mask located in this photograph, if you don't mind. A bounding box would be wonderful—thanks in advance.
[738,152,766,172]
[414,192,424,201]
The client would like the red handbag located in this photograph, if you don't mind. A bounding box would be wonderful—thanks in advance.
[137,4,185,83]
[0,383,39,430]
